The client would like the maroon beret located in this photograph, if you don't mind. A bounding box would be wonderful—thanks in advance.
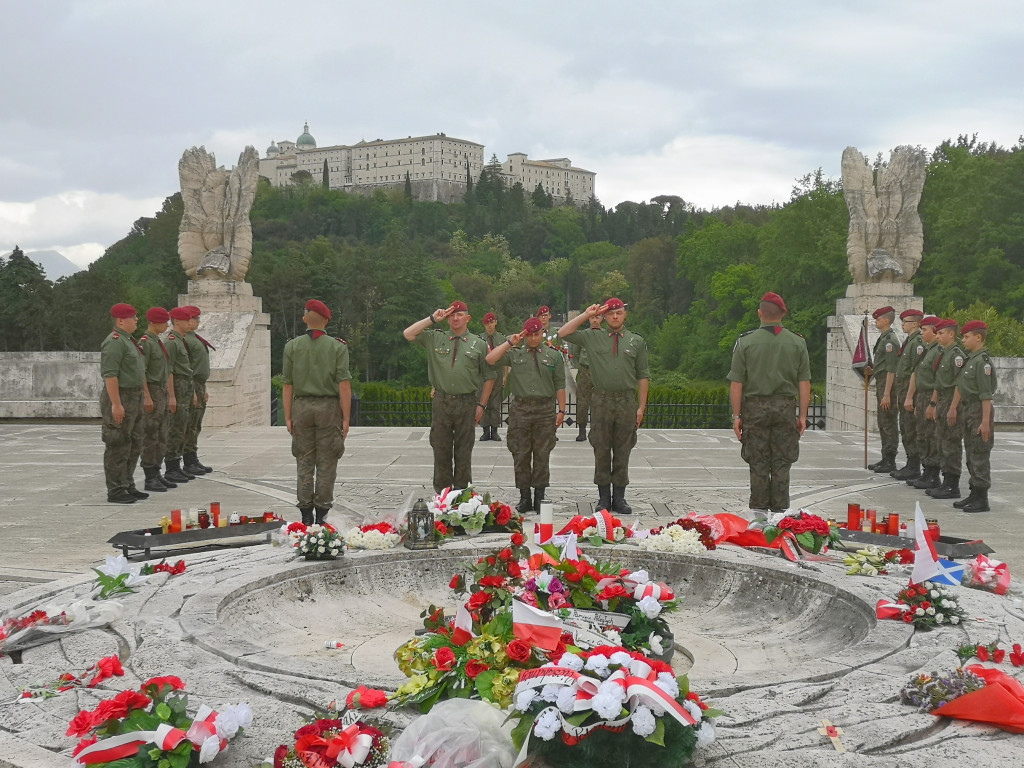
[920,316,941,327]
[899,308,924,320]
[523,318,543,334]
[761,292,787,313]
[450,300,469,313]
[934,318,958,331]
[305,299,332,321]
[169,306,192,321]
[537,305,551,316]
[146,307,170,323]
[961,320,988,334]
[872,306,895,319]
[110,303,137,319]
[483,312,496,323]
[183,305,200,318]
[604,298,626,311]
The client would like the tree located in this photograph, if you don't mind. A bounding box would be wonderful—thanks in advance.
[404,171,413,203]
[322,159,330,189]
[531,183,553,209]
[0,246,54,350]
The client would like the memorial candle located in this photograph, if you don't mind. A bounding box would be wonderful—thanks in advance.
[170,509,182,533]
[846,504,861,530]
[887,513,900,536]
[539,502,554,544]
[211,502,221,528]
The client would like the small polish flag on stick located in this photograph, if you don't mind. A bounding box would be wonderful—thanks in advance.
[512,599,564,651]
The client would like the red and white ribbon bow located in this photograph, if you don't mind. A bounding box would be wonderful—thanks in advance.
[75,723,188,765]
[297,724,373,768]
[968,555,1010,595]
[875,599,910,620]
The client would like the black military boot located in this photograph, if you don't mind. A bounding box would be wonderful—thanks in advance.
[143,465,168,492]
[611,485,632,515]
[164,458,190,483]
[872,455,897,474]
[480,427,491,442]
[576,424,587,442]
[533,487,546,512]
[192,454,213,473]
[866,457,884,471]
[953,484,976,509]
[107,490,136,504]
[491,428,501,442]
[314,506,330,524]
[597,485,612,512]
[912,467,941,489]
[516,488,533,515]
[184,452,210,475]
[892,457,921,481]
[962,489,990,513]
[127,484,149,500]
[158,470,177,489]
[299,505,314,525]
[927,473,961,499]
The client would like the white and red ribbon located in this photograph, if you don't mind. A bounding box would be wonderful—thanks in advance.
[75,723,187,764]
[875,599,910,620]
[967,555,1010,595]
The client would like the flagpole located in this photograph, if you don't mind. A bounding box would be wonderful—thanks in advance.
[864,369,870,469]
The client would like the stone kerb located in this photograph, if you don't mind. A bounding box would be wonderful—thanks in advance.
[0,352,102,419]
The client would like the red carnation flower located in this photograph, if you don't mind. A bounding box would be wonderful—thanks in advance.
[511,532,525,547]
[479,575,506,588]
[993,648,1006,663]
[597,584,630,602]
[66,710,96,738]
[506,561,523,578]
[495,507,512,526]
[72,735,98,757]
[977,646,990,662]
[346,685,389,709]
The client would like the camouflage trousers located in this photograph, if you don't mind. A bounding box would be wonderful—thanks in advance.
[164,377,193,460]
[101,386,144,493]
[141,383,169,466]
[430,392,477,493]
[507,397,557,488]
[740,395,800,511]
[914,390,939,470]
[589,390,638,487]
[962,400,994,490]
[480,380,504,429]
[291,396,346,509]
[935,392,963,475]
[895,379,918,459]
[575,366,593,428]
[184,379,207,453]
[875,378,899,457]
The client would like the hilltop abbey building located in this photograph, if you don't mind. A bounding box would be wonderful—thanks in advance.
[259,124,595,205]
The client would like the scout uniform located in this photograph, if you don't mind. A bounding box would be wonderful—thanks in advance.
[163,308,195,483]
[727,293,810,512]
[183,307,214,474]
[926,319,965,500]
[892,309,926,480]
[493,318,566,513]
[413,306,496,493]
[479,313,507,440]
[100,303,146,503]
[573,331,595,440]
[869,307,900,472]
[139,307,173,492]
[282,299,351,521]
[909,318,943,490]
[562,299,650,512]
[954,320,997,512]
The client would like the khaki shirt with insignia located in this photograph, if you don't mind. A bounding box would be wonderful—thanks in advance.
[185,332,211,382]
[895,329,924,381]
[956,348,996,403]
[282,332,351,397]
[483,331,509,378]
[915,341,941,393]
[934,343,965,394]
[872,328,899,376]
[164,330,193,378]
[562,327,650,392]
[492,343,566,399]
[139,334,170,385]
[100,329,145,388]
[413,328,496,395]
[727,323,810,398]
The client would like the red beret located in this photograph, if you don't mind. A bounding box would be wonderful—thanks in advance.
[934,318,958,331]
[760,292,787,313]
[523,318,543,334]
[169,306,192,321]
[146,307,170,323]
[899,309,924,320]
[920,316,941,326]
[110,303,137,319]
[450,300,468,313]
[604,298,625,311]
[305,299,331,320]
[961,320,988,334]
[483,312,496,323]
[872,306,895,319]
[185,305,201,318]
[537,305,551,316]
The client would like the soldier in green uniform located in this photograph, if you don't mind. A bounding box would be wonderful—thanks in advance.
[892,309,925,480]
[727,292,811,513]
[183,306,214,475]
[487,317,567,514]
[404,301,496,494]
[100,303,147,504]
[479,312,508,442]
[570,314,603,442]
[925,318,966,500]
[866,306,900,473]
[139,307,175,493]
[906,317,943,490]
[163,307,195,484]
[537,305,557,345]
[282,299,352,524]
[559,297,649,514]
[950,320,996,513]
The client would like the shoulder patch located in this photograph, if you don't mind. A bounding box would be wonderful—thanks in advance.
[954,355,964,368]
[885,342,894,352]
[112,333,119,339]
[983,363,992,376]
[336,337,347,344]
[915,344,924,356]
[168,334,176,340]
[140,335,148,341]
[738,329,757,338]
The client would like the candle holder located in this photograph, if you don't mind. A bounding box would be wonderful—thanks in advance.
[405,498,437,550]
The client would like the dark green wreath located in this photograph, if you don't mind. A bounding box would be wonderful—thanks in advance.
[526,713,699,768]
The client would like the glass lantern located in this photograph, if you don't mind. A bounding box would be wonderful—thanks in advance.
[405,498,437,550]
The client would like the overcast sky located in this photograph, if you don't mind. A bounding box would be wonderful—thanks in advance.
[2,1,1022,268]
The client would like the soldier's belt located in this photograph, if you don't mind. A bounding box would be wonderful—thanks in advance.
[146,381,168,388]
[118,386,142,393]
[294,395,339,400]
[515,396,554,404]
[742,394,795,402]
[593,389,633,398]
[435,391,476,400]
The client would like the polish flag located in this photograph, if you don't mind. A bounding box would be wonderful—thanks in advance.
[560,532,580,562]
[512,599,564,651]
[451,603,475,646]
[910,502,942,584]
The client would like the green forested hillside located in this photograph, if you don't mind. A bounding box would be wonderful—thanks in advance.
[3,135,1023,386]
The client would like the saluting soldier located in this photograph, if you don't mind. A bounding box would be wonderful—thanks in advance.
[282,299,351,524]
[925,318,966,500]
[906,317,943,490]
[183,306,214,475]
[866,306,900,473]
[139,307,175,493]
[950,320,996,513]
[404,301,496,493]
[571,314,604,442]
[727,292,810,513]
[486,317,567,514]
[479,312,508,442]
[558,298,649,515]
[100,303,147,504]
[163,307,194,484]
[536,305,557,345]
[892,309,925,480]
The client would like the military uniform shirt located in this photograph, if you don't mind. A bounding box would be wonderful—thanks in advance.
[484,331,508,375]
[727,324,810,398]
[493,344,566,399]
[414,328,495,395]
[165,331,193,378]
[139,334,169,385]
[282,332,351,397]
[100,330,145,388]
[872,328,899,375]
[956,348,996,403]
[895,329,924,381]
[934,344,966,394]
[563,327,650,392]
[185,332,212,382]
[915,341,941,392]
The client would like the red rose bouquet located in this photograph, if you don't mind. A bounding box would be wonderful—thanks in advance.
[272,718,389,768]
[763,511,840,554]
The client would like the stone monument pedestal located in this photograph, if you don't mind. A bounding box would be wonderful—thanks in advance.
[826,283,923,431]
[179,280,271,428]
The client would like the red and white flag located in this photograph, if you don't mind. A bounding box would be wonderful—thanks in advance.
[512,599,564,651]
[852,315,872,378]
[910,502,941,584]
[451,603,475,646]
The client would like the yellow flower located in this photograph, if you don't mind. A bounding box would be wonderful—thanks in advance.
[395,675,430,697]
